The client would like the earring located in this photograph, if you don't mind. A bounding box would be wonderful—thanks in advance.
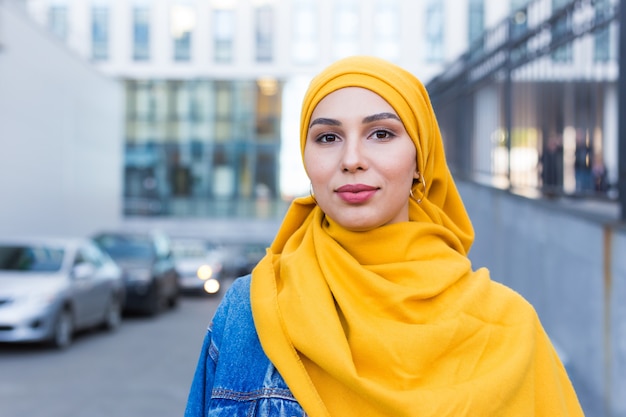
[410,173,426,204]
[309,183,317,204]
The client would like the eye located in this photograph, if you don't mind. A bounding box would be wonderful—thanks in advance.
[371,129,395,141]
[316,133,339,144]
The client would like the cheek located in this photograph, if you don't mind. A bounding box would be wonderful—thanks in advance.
[399,146,418,176]
[384,150,416,174]
[303,149,315,180]
[386,156,417,189]
[304,150,332,183]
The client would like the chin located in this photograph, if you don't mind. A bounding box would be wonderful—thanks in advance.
[334,218,384,232]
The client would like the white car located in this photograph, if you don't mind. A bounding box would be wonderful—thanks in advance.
[0,237,125,349]
[171,237,225,295]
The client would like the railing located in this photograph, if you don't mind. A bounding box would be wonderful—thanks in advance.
[426,0,623,219]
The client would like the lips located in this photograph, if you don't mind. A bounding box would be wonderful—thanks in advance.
[335,184,378,204]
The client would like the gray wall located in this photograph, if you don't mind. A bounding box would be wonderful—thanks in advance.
[0,1,123,238]
[458,180,626,417]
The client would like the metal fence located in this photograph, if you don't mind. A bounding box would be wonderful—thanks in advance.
[426,0,623,218]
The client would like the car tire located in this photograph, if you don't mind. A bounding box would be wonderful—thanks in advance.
[50,309,73,349]
[145,284,164,316]
[168,285,180,309]
[102,295,122,331]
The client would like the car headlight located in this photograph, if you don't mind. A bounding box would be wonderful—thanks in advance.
[197,265,213,280]
[126,268,152,282]
[203,279,220,294]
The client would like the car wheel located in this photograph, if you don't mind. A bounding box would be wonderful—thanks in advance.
[102,296,122,331]
[168,285,180,309]
[51,309,73,349]
[146,284,164,316]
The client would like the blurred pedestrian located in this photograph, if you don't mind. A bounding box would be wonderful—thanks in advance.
[541,133,563,196]
[574,129,593,192]
[184,56,584,417]
[592,154,608,193]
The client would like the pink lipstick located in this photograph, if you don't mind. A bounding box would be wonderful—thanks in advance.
[335,184,378,204]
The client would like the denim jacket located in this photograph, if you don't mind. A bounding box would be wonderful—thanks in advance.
[184,275,307,417]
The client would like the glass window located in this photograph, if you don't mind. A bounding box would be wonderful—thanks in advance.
[510,0,530,9]
[468,0,484,46]
[135,81,153,118]
[174,32,192,61]
[214,9,235,63]
[171,3,196,62]
[175,81,192,119]
[215,82,233,143]
[256,78,281,141]
[594,0,611,62]
[333,0,360,59]
[153,233,171,258]
[213,150,235,198]
[151,81,168,119]
[232,82,256,140]
[291,0,318,64]
[510,0,528,41]
[255,150,277,198]
[79,243,106,268]
[133,6,150,61]
[126,80,156,144]
[94,234,155,261]
[192,80,212,139]
[123,79,284,218]
[0,245,64,272]
[373,0,399,61]
[551,0,572,63]
[508,2,528,63]
[48,5,68,40]
[424,1,444,63]
[171,81,193,141]
[152,81,168,142]
[255,5,274,62]
[91,6,109,60]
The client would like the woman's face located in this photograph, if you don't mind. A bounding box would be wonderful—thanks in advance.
[304,87,419,231]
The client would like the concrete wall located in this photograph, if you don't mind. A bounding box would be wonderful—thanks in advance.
[458,180,626,417]
[0,1,123,238]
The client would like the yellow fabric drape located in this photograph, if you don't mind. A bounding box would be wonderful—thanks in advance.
[251,56,583,416]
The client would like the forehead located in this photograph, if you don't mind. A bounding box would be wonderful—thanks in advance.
[311,87,396,118]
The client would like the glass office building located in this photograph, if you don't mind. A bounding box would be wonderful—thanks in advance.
[24,0,500,220]
[124,78,283,218]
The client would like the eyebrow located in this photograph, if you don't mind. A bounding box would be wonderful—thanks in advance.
[309,112,401,128]
[309,117,341,128]
[362,112,401,124]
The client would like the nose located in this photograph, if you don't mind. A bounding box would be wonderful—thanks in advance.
[341,137,368,172]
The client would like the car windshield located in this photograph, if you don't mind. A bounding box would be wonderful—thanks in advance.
[94,234,154,261]
[171,240,214,259]
[0,245,65,272]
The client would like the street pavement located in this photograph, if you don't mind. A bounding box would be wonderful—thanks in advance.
[0,280,228,417]
[0,275,605,416]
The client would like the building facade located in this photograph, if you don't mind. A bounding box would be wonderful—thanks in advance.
[427,0,619,201]
[0,0,123,238]
[22,0,528,219]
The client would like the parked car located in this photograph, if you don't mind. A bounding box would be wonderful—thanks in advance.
[93,230,180,316]
[221,241,268,279]
[0,237,125,349]
[170,237,225,295]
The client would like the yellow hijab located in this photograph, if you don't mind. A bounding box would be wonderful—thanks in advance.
[251,56,583,416]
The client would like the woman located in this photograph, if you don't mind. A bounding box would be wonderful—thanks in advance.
[184,56,584,416]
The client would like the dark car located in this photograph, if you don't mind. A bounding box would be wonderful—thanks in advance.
[93,231,180,316]
[0,237,125,349]
[221,242,268,279]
